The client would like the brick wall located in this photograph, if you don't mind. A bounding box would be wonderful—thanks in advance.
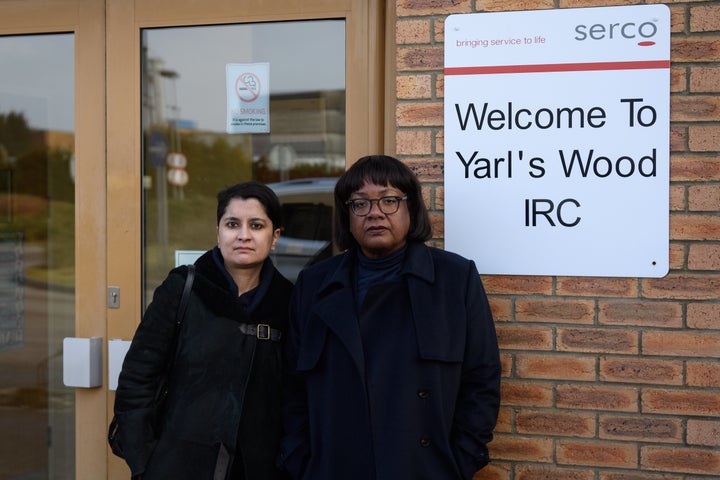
[394,0,720,478]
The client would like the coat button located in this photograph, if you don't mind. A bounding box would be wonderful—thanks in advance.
[420,437,431,447]
[417,389,430,399]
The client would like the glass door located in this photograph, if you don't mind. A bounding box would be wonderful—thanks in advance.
[0,33,75,480]
[141,19,346,295]
[107,0,384,478]
[0,0,106,478]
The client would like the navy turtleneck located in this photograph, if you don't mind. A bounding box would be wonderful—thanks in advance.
[355,244,407,308]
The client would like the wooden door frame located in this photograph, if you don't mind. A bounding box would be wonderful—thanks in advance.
[106,0,386,477]
[0,0,107,478]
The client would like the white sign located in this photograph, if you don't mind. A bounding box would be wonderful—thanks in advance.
[226,62,270,133]
[444,5,670,278]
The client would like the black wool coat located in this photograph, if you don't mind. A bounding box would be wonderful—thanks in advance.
[279,242,501,480]
[113,250,293,480]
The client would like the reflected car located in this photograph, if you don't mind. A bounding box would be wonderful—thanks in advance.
[267,177,338,282]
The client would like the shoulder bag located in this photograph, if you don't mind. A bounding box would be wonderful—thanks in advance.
[108,264,195,458]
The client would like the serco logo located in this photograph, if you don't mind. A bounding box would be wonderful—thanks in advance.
[574,19,660,46]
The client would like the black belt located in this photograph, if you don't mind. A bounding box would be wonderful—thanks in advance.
[239,323,282,342]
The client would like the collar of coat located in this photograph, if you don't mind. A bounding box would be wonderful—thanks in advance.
[316,241,435,296]
[297,242,466,376]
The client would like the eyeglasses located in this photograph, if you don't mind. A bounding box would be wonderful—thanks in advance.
[345,196,408,217]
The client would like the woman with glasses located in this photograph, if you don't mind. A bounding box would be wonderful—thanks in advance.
[278,155,501,480]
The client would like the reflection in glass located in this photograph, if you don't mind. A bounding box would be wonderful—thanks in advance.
[142,20,345,298]
[0,33,75,479]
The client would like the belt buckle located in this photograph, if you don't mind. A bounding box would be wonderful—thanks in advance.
[256,324,271,341]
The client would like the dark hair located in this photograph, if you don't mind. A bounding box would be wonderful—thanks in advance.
[216,181,282,229]
[334,155,432,250]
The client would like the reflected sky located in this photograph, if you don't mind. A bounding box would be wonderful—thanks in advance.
[0,33,74,131]
[0,20,345,133]
[145,20,345,132]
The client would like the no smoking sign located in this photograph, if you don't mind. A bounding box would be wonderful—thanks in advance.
[226,63,270,133]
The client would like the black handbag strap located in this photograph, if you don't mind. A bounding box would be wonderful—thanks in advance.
[176,264,195,327]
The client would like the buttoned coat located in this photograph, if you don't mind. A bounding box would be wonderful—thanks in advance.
[113,250,293,480]
[279,242,501,480]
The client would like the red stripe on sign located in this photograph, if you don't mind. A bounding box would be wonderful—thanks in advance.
[444,60,670,75]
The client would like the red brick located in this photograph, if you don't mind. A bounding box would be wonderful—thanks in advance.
[397,0,471,16]
[599,414,682,442]
[688,184,720,211]
[404,156,442,181]
[600,357,683,385]
[686,360,720,387]
[395,129,431,155]
[671,154,720,181]
[496,325,553,351]
[670,214,720,241]
[687,303,720,329]
[473,462,510,480]
[689,125,720,151]
[642,273,720,299]
[670,125,686,152]
[435,73,444,99]
[396,74,432,99]
[482,275,552,295]
[396,45,443,71]
[641,445,720,475]
[516,353,596,381]
[480,0,554,11]
[557,440,637,468]
[600,473,682,480]
[429,212,443,237]
[433,18,444,44]
[556,277,637,297]
[434,185,444,209]
[671,95,720,122]
[598,301,682,328]
[670,66,687,93]
[642,388,720,416]
[690,66,720,92]
[395,19,431,45]
[396,101,442,126]
[669,5,686,33]
[688,244,720,270]
[643,330,720,358]
[669,185,685,211]
[499,353,512,377]
[489,297,512,322]
[557,328,638,354]
[557,384,638,412]
[501,380,553,407]
[687,419,720,447]
[690,5,720,33]
[434,130,443,155]
[669,243,686,271]
[516,298,595,324]
[494,406,513,433]
[671,36,720,63]
[490,433,553,462]
[516,409,595,437]
[517,465,594,480]
[559,0,639,7]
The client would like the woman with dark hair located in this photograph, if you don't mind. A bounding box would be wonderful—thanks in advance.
[279,155,501,480]
[112,181,293,480]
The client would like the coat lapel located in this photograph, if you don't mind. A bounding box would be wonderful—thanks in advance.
[404,244,440,359]
[312,252,366,376]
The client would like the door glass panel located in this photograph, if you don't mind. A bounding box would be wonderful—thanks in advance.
[0,33,75,479]
[141,20,345,299]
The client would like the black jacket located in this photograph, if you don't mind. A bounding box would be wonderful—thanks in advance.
[113,249,293,479]
[279,242,501,480]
